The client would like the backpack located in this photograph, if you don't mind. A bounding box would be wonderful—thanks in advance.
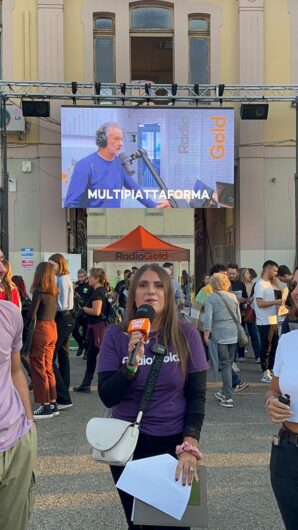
[103,293,123,325]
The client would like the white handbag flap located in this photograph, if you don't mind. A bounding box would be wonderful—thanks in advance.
[86,417,136,451]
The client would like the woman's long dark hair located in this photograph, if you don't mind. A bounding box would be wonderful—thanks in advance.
[12,275,29,301]
[181,269,190,289]
[124,264,191,378]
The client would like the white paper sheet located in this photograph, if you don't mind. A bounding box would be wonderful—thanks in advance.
[116,453,191,520]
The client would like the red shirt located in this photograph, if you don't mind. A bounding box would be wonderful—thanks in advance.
[0,288,21,307]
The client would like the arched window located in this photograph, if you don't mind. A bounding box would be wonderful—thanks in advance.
[130,4,174,83]
[130,5,173,30]
[188,15,210,84]
[93,14,115,82]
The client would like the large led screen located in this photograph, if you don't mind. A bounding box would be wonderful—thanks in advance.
[61,106,234,209]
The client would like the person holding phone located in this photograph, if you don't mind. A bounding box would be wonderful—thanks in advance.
[265,267,298,530]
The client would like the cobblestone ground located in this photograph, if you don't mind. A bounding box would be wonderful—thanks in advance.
[29,350,284,530]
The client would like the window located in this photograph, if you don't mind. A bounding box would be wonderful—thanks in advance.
[130,5,174,83]
[131,6,173,31]
[189,15,210,84]
[93,14,115,82]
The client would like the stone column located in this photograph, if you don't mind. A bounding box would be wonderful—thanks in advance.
[37,0,67,252]
[37,0,64,81]
[288,0,298,83]
[2,0,15,79]
[237,0,266,268]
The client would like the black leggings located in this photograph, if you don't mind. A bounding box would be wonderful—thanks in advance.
[270,435,298,530]
[53,311,73,403]
[110,431,190,530]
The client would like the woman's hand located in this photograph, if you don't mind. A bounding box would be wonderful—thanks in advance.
[127,331,145,367]
[267,397,293,424]
[203,331,209,345]
[175,452,198,486]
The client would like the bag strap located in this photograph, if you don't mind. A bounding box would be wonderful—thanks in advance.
[251,282,256,298]
[135,351,165,424]
[216,292,240,326]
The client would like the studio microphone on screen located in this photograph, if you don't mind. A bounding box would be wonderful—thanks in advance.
[119,152,135,176]
[127,304,156,366]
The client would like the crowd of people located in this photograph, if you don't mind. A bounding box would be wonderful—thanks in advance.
[0,256,146,419]
[0,246,297,530]
[193,260,297,409]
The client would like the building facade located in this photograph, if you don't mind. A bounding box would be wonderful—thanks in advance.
[1,0,297,286]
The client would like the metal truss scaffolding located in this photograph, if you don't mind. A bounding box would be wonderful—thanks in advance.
[0,82,298,261]
[1,81,298,102]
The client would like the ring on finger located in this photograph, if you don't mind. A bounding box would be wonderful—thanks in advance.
[189,466,195,472]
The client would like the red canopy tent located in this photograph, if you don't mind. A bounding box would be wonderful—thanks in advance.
[93,225,190,263]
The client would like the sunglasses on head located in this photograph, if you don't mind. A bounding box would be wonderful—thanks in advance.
[289,280,298,292]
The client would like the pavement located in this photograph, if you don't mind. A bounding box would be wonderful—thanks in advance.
[29,350,284,530]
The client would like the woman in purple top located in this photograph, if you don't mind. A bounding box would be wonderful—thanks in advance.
[97,264,208,530]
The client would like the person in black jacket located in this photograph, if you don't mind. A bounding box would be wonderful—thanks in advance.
[73,268,109,393]
[227,263,248,361]
[73,268,93,357]
[97,263,208,530]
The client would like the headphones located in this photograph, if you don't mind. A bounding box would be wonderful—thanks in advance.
[95,124,108,148]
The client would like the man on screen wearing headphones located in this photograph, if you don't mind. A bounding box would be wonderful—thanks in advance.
[63,122,170,208]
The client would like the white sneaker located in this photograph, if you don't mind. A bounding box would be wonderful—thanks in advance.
[220,397,234,408]
[57,403,73,410]
[234,382,249,393]
[232,362,240,373]
[33,404,53,419]
[261,371,272,383]
[215,391,225,402]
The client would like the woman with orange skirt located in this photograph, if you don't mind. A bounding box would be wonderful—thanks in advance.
[28,262,59,419]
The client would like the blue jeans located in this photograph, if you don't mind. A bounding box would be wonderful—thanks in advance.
[232,369,240,388]
[246,322,261,359]
[281,318,290,335]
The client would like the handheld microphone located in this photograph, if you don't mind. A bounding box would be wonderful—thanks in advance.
[119,152,135,176]
[127,304,155,366]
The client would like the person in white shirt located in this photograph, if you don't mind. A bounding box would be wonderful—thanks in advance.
[254,260,282,383]
[265,265,298,530]
[48,253,74,409]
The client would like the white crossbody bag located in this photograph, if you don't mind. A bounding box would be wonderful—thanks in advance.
[86,351,165,466]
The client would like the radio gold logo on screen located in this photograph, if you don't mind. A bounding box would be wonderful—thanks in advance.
[210,116,226,160]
